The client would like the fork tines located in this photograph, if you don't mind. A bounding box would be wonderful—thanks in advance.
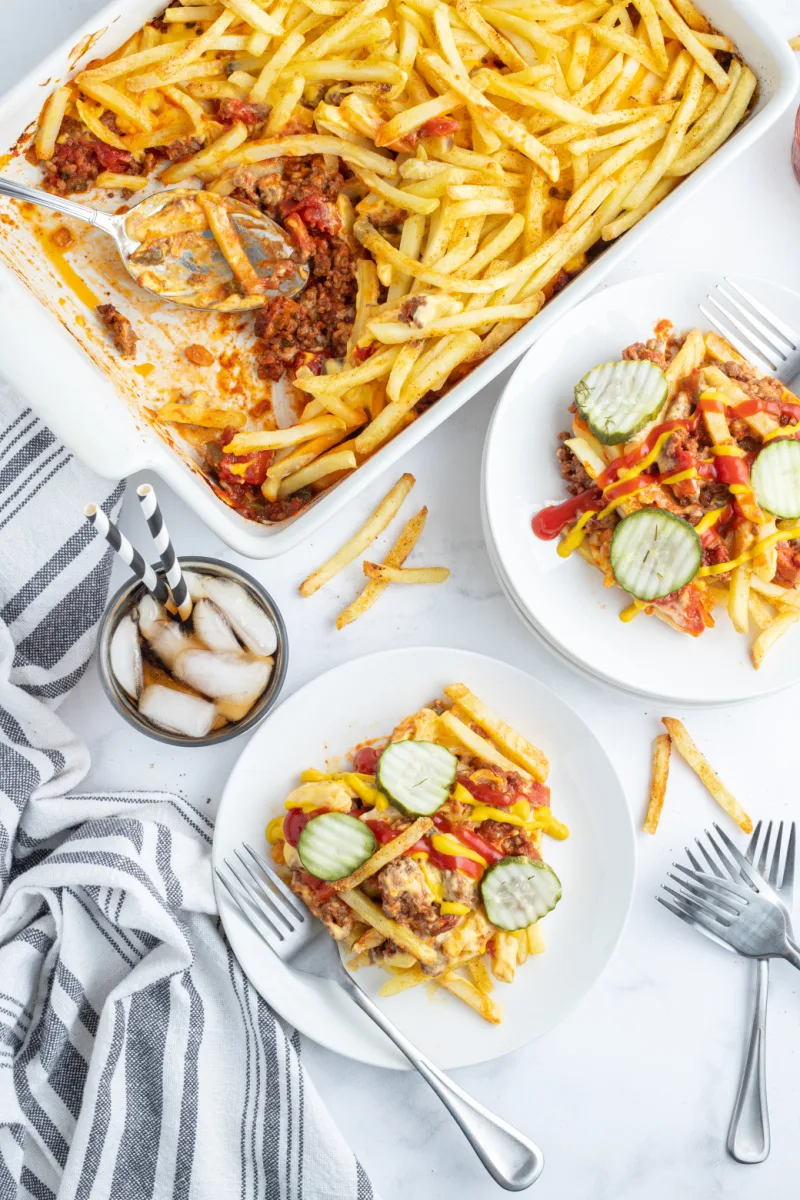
[699,278,800,377]
[216,842,306,950]
[658,821,797,951]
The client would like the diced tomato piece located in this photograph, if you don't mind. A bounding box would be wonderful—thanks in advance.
[93,141,135,173]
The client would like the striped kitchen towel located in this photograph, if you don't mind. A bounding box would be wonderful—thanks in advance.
[0,384,376,1200]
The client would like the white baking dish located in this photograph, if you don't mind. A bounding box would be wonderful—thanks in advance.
[0,1,796,559]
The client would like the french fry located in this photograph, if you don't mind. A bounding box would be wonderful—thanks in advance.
[350,927,386,955]
[224,416,345,454]
[363,563,450,584]
[438,972,503,1023]
[650,0,730,91]
[278,449,357,497]
[159,401,246,429]
[194,191,265,294]
[466,957,494,994]
[526,922,546,955]
[439,710,529,778]
[331,817,432,892]
[340,888,438,964]
[491,931,517,983]
[642,732,671,835]
[752,609,800,669]
[337,506,427,629]
[35,86,71,160]
[94,172,149,191]
[300,473,415,596]
[662,718,753,833]
[443,683,549,781]
[379,965,428,996]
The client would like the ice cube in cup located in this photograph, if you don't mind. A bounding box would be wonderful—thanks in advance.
[173,648,271,700]
[138,594,188,669]
[192,598,241,653]
[202,576,277,657]
[109,611,143,700]
[138,684,216,738]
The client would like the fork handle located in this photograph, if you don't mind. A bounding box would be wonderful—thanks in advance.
[727,957,770,1164]
[342,978,543,1191]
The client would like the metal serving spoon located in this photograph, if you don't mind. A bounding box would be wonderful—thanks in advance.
[0,176,308,312]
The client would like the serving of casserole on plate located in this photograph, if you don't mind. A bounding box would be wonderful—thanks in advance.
[212,647,634,1068]
[483,271,800,707]
[0,0,795,557]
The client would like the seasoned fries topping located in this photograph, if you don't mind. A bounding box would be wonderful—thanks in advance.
[27,0,756,527]
[266,685,566,1022]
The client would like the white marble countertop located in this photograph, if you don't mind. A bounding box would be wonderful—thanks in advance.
[5,3,800,1197]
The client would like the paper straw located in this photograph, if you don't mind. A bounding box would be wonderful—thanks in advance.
[84,503,171,606]
[136,484,192,621]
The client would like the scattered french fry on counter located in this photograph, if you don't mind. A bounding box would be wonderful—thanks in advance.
[643,733,672,835]
[661,717,753,833]
[299,473,416,597]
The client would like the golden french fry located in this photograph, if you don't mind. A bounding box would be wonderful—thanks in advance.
[439,710,530,778]
[35,86,72,159]
[300,472,415,596]
[362,563,450,584]
[527,922,546,955]
[490,932,517,983]
[443,683,549,781]
[159,402,246,430]
[466,957,494,995]
[662,718,753,833]
[225,415,345,454]
[642,732,671,835]
[438,972,503,1023]
[340,888,438,964]
[752,610,800,670]
[379,965,428,996]
[337,506,427,629]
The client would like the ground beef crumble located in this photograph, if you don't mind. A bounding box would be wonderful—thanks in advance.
[96,304,137,357]
[234,155,359,382]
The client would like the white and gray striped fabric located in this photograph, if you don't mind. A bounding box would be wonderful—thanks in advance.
[0,383,376,1200]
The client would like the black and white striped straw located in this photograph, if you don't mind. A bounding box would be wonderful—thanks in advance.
[136,483,193,621]
[84,503,172,607]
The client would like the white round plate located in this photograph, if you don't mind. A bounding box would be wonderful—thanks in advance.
[213,647,634,1070]
[483,271,800,707]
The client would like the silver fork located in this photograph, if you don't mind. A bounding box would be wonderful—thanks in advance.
[217,844,544,1192]
[683,821,795,1164]
[699,278,800,382]
[657,835,800,966]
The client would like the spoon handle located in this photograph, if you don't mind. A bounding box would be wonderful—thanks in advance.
[0,176,115,232]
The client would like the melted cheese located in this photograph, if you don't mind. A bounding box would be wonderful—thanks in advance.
[440,901,469,916]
